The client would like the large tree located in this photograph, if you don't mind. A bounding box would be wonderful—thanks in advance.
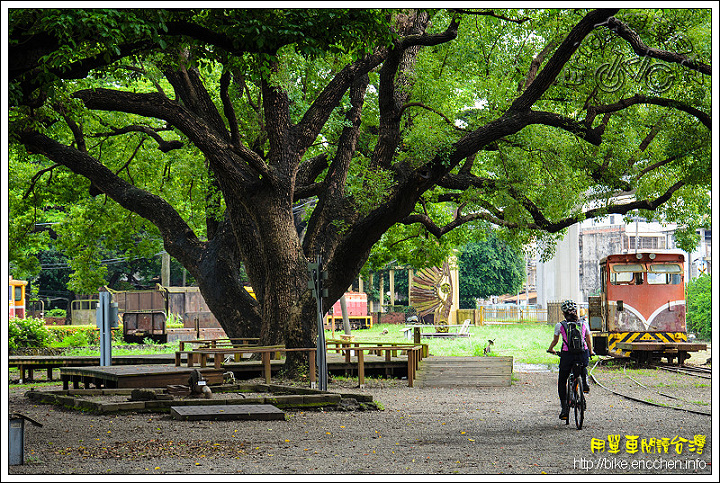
[8,8,711,373]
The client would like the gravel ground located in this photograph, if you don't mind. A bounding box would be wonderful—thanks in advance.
[5,358,714,479]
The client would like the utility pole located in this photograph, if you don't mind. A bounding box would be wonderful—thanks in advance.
[96,291,118,366]
[307,255,328,391]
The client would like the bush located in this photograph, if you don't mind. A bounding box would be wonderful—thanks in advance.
[46,308,67,318]
[56,331,90,347]
[686,273,711,341]
[47,324,125,346]
[9,317,52,349]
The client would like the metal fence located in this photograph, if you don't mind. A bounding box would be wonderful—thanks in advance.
[482,306,548,323]
[457,307,548,325]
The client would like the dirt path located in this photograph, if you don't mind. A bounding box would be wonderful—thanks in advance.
[5,365,712,477]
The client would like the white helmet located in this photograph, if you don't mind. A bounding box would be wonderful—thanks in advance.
[561,299,577,313]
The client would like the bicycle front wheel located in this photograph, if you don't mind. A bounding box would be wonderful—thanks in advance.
[565,376,573,426]
[574,378,585,430]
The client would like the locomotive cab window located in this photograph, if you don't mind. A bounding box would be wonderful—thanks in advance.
[647,263,683,285]
[610,263,644,284]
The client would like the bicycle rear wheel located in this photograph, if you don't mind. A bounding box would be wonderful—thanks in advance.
[574,377,585,430]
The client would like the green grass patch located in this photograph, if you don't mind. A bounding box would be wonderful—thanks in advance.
[329,322,557,364]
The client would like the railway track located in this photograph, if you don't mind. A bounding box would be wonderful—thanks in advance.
[650,363,712,379]
[589,358,712,416]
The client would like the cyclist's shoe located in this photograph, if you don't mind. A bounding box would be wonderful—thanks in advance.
[559,409,569,420]
[583,381,590,393]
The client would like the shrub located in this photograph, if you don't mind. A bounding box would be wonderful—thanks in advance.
[9,317,52,349]
[57,331,90,347]
[686,273,711,340]
[46,308,67,318]
[47,324,125,346]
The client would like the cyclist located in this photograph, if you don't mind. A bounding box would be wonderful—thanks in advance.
[547,299,594,421]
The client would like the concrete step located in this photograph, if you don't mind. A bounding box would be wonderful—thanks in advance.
[171,404,286,421]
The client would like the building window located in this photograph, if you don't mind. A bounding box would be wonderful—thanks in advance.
[625,236,665,250]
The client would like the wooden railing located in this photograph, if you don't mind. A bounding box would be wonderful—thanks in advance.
[174,338,425,387]
[174,346,317,386]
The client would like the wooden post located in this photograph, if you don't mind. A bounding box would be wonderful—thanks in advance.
[407,349,415,387]
[161,251,171,287]
[262,351,271,384]
[368,272,374,313]
[414,326,421,344]
[379,273,385,314]
[309,350,316,387]
[408,269,413,304]
[357,349,365,387]
[389,269,395,307]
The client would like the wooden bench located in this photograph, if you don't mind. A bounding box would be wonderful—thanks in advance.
[402,319,472,339]
[178,337,260,351]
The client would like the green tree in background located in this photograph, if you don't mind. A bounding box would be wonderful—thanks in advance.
[686,273,711,341]
[458,234,526,309]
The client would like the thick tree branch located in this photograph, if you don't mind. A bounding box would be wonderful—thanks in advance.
[18,130,206,263]
[371,13,459,170]
[510,8,619,112]
[294,51,387,154]
[403,178,688,237]
[95,124,184,152]
[606,17,711,76]
[519,41,558,92]
[525,110,604,145]
[73,87,269,181]
[220,71,241,146]
[591,94,711,130]
[296,154,329,189]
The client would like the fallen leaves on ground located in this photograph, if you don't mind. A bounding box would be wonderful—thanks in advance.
[55,439,256,459]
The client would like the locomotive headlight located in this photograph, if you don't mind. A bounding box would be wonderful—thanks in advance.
[636,253,643,259]
[649,253,656,259]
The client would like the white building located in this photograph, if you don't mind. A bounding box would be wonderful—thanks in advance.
[534,215,711,308]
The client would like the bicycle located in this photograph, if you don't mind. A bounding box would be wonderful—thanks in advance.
[549,351,587,430]
[565,359,587,430]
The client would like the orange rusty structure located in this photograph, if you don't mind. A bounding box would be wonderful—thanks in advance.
[588,252,706,364]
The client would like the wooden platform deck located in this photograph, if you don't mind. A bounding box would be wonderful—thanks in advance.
[28,353,511,390]
[415,356,513,387]
[54,352,413,390]
[9,354,182,382]
[60,364,224,389]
